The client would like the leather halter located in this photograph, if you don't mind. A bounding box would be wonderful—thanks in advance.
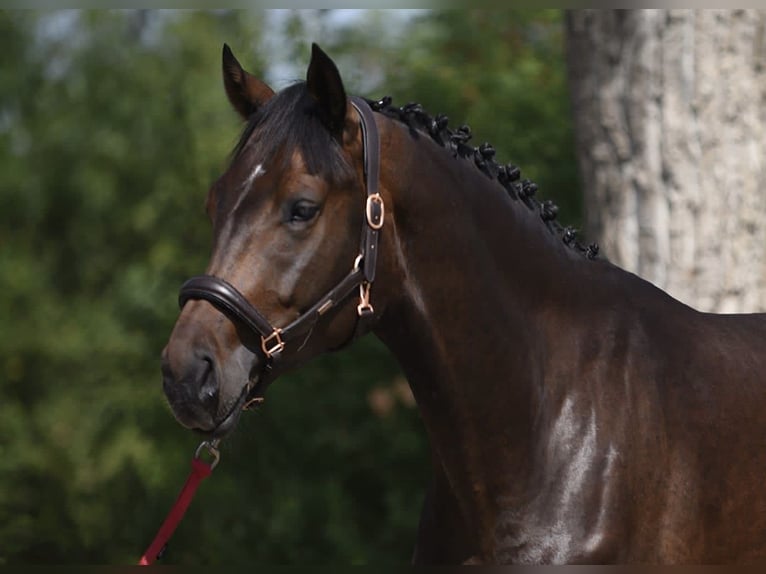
[178,96,384,377]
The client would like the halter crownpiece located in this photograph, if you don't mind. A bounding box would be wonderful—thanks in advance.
[178,96,384,373]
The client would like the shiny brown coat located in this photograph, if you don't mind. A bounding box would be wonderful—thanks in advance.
[162,44,766,564]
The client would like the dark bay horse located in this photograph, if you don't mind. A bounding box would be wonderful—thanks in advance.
[161,43,766,564]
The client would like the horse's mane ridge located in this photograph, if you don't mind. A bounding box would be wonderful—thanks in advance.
[367,96,599,260]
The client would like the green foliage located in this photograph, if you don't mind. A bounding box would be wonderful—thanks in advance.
[0,9,580,565]
[1,10,244,563]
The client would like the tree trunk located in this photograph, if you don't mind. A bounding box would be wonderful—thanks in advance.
[565,9,766,313]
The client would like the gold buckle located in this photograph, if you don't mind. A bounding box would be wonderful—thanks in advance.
[357,282,374,317]
[365,193,385,230]
[260,329,284,357]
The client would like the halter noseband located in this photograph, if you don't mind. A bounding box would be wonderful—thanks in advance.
[177,97,384,382]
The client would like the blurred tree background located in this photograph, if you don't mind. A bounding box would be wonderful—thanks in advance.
[0,9,580,564]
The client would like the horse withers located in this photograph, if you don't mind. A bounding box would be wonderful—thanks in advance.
[161,43,766,563]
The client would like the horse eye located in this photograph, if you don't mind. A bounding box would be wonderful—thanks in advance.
[289,200,320,223]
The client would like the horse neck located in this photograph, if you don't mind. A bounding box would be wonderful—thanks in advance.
[373,123,592,533]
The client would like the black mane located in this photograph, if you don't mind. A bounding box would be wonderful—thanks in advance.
[367,96,599,260]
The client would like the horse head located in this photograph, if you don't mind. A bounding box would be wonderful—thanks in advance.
[161,44,391,437]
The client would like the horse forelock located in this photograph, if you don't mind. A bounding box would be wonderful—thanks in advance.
[229,82,353,185]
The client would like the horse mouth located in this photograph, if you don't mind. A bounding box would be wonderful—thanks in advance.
[201,380,253,438]
[203,371,271,438]
[198,387,244,438]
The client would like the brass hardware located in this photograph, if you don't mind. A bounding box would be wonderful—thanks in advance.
[365,193,385,230]
[357,281,374,316]
[260,329,285,357]
[317,300,334,315]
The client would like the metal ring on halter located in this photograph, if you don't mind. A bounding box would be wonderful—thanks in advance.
[194,439,221,469]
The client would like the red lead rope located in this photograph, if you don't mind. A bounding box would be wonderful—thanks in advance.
[138,440,220,565]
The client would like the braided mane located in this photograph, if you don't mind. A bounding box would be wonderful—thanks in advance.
[367,96,599,260]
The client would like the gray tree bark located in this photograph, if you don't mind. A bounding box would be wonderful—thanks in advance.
[565,9,766,313]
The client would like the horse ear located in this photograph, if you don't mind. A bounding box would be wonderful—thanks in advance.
[306,43,347,135]
[222,44,274,120]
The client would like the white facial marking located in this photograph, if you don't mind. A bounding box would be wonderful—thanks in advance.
[232,163,265,213]
[245,163,265,187]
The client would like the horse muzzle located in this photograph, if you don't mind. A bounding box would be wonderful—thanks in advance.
[160,325,257,436]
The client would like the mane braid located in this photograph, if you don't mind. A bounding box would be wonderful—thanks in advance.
[366,96,599,260]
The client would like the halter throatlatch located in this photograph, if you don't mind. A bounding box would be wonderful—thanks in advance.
[177,96,384,378]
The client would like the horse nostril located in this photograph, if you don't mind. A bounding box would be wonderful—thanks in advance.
[161,349,218,407]
[198,356,219,407]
